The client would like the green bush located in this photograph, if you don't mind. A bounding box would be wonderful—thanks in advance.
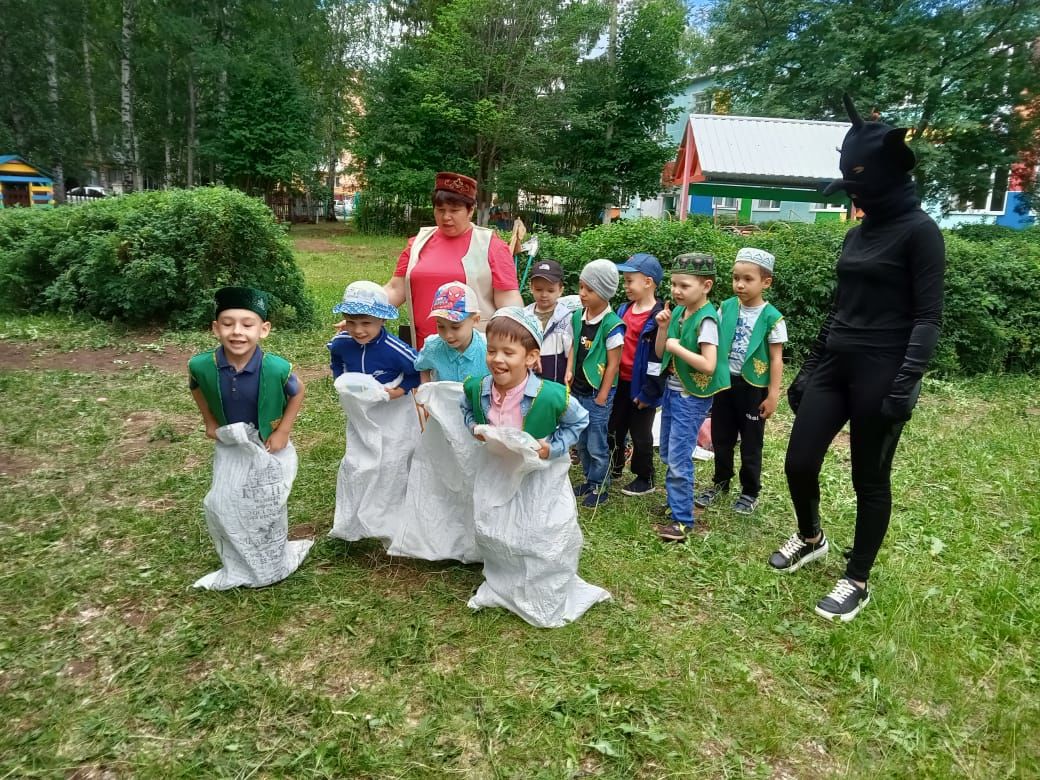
[536,217,1040,375]
[0,187,315,328]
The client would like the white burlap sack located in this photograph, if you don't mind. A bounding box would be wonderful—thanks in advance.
[330,372,421,546]
[388,381,482,562]
[467,425,611,627]
[193,423,312,590]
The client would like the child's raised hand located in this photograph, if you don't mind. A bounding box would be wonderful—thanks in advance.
[333,318,347,333]
[655,301,672,327]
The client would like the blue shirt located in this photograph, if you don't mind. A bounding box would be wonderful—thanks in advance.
[188,346,301,428]
[414,331,489,383]
[460,372,589,460]
[327,327,420,391]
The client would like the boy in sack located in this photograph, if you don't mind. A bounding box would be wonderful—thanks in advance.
[608,253,666,497]
[567,259,626,508]
[414,281,488,383]
[524,259,574,384]
[653,254,723,543]
[696,248,787,515]
[188,286,311,589]
[462,308,609,627]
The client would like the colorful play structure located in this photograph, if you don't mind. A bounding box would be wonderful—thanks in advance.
[0,155,55,209]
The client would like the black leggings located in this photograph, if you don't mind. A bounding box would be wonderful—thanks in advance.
[785,350,908,582]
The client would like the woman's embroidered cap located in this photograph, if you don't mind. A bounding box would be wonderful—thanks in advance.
[434,171,477,201]
[215,286,270,320]
[333,281,399,320]
[429,281,480,322]
[671,253,716,277]
[735,247,775,274]
[489,306,543,347]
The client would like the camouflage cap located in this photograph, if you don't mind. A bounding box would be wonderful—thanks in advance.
[671,253,716,277]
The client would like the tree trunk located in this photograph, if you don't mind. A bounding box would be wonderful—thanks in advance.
[164,59,173,188]
[186,66,197,187]
[82,15,104,186]
[120,0,139,193]
[327,142,338,222]
[600,0,618,225]
[46,21,65,204]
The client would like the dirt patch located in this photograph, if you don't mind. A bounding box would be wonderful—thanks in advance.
[293,237,345,254]
[0,341,192,374]
[1027,407,1040,416]
[288,523,318,541]
[61,658,98,680]
[68,765,122,780]
[0,452,39,479]
[118,411,198,462]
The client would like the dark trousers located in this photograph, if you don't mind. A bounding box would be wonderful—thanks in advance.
[607,378,656,482]
[710,375,768,498]
[785,350,908,583]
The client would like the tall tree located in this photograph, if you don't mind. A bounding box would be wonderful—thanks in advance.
[702,0,1040,208]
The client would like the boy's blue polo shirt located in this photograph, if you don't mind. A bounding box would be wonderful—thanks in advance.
[188,346,301,428]
[327,327,420,390]
[414,331,489,382]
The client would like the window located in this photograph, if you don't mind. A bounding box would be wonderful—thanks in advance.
[811,202,846,211]
[953,167,1009,213]
[692,91,713,114]
[755,199,781,210]
[713,197,738,210]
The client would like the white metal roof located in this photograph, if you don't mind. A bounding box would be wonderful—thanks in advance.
[687,114,851,186]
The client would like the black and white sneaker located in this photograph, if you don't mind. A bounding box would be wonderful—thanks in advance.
[621,477,655,496]
[768,532,828,572]
[815,578,870,622]
[732,494,758,515]
[694,484,727,509]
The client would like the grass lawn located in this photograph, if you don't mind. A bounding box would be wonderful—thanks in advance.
[1,224,1038,778]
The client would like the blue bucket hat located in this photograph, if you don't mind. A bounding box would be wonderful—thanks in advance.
[333,281,399,320]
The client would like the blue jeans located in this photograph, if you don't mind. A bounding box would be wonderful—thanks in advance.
[575,389,615,489]
[659,385,713,526]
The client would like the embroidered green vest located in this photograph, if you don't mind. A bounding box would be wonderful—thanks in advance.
[464,375,569,440]
[718,297,783,388]
[660,303,726,397]
[571,308,625,389]
[188,349,292,441]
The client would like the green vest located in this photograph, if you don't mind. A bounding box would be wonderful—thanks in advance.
[464,375,569,440]
[660,303,726,397]
[571,308,625,389]
[718,297,783,388]
[188,349,292,441]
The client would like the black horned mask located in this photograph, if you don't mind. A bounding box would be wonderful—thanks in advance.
[823,93,916,212]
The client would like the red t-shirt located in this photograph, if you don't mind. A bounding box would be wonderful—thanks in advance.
[619,305,654,381]
[394,228,518,348]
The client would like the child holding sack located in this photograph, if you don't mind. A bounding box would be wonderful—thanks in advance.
[461,308,610,627]
[188,286,312,589]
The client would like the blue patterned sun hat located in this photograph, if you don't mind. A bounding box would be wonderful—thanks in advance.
[333,281,399,319]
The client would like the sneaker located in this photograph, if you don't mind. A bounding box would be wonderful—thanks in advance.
[732,494,758,515]
[694,484,727,509]
[574,482,594,497]
[621,477,655,496]
[582,488,609,508]
[654,521,693,542]
[768,532,829,573]
[815,578,871,622]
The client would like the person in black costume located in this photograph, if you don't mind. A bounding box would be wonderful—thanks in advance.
[768,94,945,622]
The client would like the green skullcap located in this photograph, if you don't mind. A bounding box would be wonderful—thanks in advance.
[671,252,716,277]
[214,286,271,320]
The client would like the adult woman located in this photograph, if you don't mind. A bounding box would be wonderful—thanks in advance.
[768,95,945,622]
[384,172,522,349]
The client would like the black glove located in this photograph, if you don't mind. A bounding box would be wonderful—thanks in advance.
[788,310,834,415]
[878,322,939,422]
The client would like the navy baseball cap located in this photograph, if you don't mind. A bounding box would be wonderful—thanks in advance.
[616,253,663,286]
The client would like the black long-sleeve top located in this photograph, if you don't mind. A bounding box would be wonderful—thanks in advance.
[827,208,945,353]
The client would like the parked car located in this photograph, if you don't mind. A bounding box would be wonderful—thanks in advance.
[67,186,108,198]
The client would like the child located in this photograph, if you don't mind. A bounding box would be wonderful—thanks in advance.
[608,253,665,497]
[652,254,724,542]
[414,281,488,383]
[461,307,587,460]
[524,259,573,384]
[327,281,420,395]
[567,259,625,507]
[188,286,310,588]
[462,308,609,628]
[696,248,787,515]
[189,286,304,452]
